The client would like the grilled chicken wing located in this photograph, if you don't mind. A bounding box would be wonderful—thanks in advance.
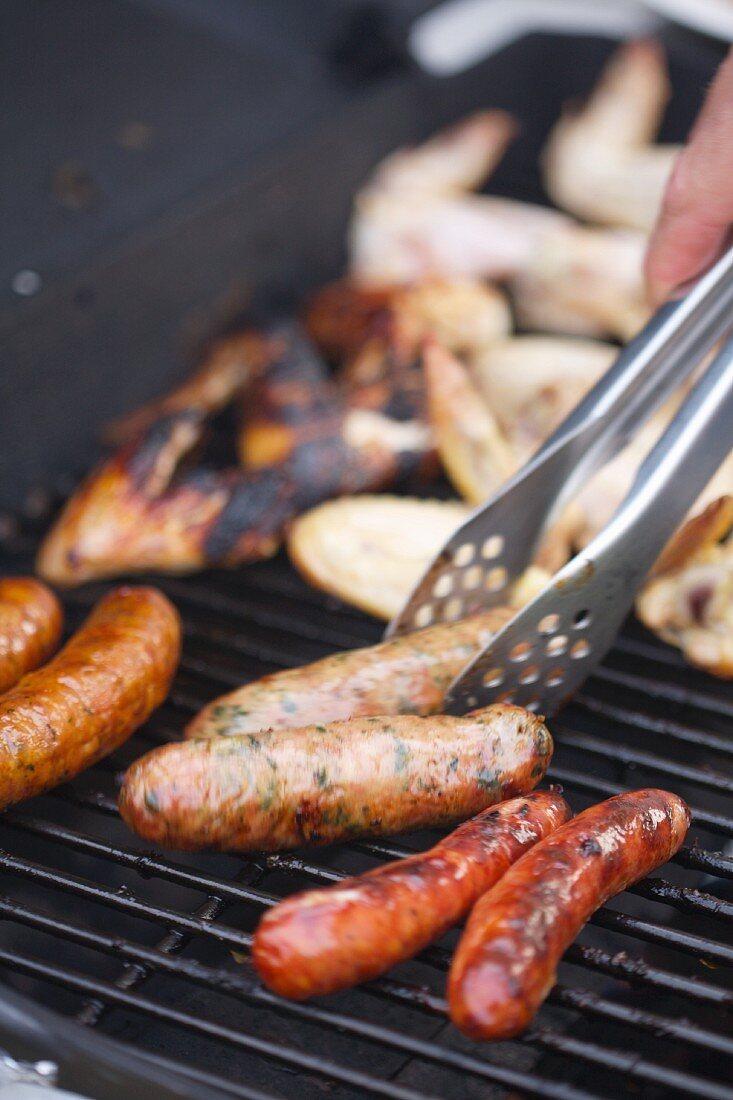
[543,40,679,232]
[104,330,267,446]
[471,335,617,457]
[349,104,649,340]
[636,497,733,677]
[511,223,649,341]
[37,324,433,586]
[426,334,733,561]
[348,108,569,285]
[304,278,511,365]
[350,192,570,286]
[363,110,518,199]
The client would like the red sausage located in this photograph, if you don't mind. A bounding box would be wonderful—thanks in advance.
[0,586,180,810]
[252,790,571,999]
[448,789,691,1040]
[0,578,63,693]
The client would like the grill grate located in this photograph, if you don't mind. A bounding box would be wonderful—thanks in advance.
[0,508,731,1100]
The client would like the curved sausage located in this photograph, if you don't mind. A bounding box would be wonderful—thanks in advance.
[448,789,691,1040]
[186,606,514,739]
[120,704,553,852]
[0,577,63,693]
[253,789,571,999]
[0,586,180,810]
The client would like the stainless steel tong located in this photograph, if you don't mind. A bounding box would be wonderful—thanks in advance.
[387,245,733,716]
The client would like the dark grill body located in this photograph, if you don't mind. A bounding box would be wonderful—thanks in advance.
[1,8,732,1098]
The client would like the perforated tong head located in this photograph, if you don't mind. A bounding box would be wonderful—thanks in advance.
[386,245,733,716]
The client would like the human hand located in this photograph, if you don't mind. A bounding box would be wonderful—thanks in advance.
[645,48,733,306]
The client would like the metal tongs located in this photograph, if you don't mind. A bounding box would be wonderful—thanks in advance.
[387,245,733,716]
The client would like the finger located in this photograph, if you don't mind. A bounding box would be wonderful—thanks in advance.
[645,49,733,306]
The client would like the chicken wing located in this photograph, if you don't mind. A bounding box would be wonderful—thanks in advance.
[543,40,679,232]
[37,324,433,586]
[636,498,733,677]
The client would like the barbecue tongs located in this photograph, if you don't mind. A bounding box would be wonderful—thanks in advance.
[387,245,733,716]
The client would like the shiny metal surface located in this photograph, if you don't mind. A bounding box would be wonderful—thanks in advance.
[447,330,733,714]
[387,244,733,640]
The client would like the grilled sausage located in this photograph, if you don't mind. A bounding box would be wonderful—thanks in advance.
[448,788,690,1040]
[0,578,63,693]
[120,704,553,852]
[253,790,571,999]
[186,606,514,739]
[0,586,180,810]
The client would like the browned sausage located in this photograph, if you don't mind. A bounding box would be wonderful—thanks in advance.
[0,577,63,693]
[186,606,514,739]
[0,586,180,810]
[253,789,571,999]
[448,789,690,1040]
[119,704,553,852]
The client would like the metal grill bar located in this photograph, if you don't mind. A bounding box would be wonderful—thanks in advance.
[546,766,733,834]
[675,846,733,878]
[5,816,730,975]
[1,892,731,1065]
[632,876,733,922]
[1,926,732,1100]
[4,811,732,1020]
[574,695,733,757]
[0,898,610,1100]
[351,842,733,921]
[0,948,448,1100]
[0,850,252,950]
[0,813,273,906]
[4,833,731,989]
[2,805,732,1067]
[548,986,733,1055]
[564,941,733,1008]
[591,908,733,964]
[1,508,733,1098]
[553,728,733,794]
[590,665,733,722]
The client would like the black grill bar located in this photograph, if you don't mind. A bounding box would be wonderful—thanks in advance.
[548,986,733,1056]
[590,665,733,722]
[0,850,252,951]
[3,821,730,975]
[354,836,733,881]
[524,1029,733,1100]
[546,766,733,834]
[0,948,451,1100]
[0,812,274,907]
[1,913,732,1100]
[0,898,608,1100]
[5,811,732,1010]
[2,892,732,1066]
[564,941,733,1009]
[631,876,733,922]
[675,845,733,878]
[73,892,229,1029]
[2,514,733,1099]
[351,842,733,920]
[553,728,733,795]
[574,694,733,757]
[1,804,732,1069]
[591,908,733,964]
[2,835,727,989]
